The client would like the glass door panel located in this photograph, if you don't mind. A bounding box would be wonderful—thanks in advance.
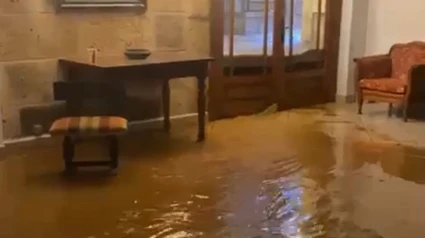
[223,0,275,56]
[281,0,327,72]
[223,0,275,76]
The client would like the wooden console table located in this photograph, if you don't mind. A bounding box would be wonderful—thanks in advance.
[59,53,212,141]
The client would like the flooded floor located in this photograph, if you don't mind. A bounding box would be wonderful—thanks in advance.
[1,104,425,238]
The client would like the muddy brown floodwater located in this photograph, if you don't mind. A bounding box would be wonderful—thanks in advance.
[0,107,425,238]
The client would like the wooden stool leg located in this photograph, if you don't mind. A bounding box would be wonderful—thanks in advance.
[63,136,75,173]
[357,92,364,115]
[403,103,408,122]
[109,135,119,169]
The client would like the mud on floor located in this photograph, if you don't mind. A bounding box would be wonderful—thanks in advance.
[0,105,424,238]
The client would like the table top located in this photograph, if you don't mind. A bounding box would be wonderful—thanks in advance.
[60,52,213,68]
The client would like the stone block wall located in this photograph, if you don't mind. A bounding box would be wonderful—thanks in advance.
[0,0,210,139]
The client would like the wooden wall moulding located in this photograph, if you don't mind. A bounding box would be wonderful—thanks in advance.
[57,0,146,9]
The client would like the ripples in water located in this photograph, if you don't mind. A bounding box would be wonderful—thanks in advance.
[1,110,425,238]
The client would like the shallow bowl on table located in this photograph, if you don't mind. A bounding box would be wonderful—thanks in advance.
[124,49,151,60]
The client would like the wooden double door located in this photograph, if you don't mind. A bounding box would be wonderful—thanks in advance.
[208,0,342,119]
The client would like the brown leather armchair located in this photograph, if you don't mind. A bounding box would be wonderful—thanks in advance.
[354,41,425,121]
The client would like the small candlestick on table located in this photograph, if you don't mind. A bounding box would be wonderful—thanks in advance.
[87,47,99,64]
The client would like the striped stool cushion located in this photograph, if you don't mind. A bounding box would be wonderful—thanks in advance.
[49,116,128,135]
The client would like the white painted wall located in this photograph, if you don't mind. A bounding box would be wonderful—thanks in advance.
[365,0,425,55]
[336,0,354,98]
[337,0,425,98]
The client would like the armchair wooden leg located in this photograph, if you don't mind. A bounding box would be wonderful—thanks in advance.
[388,103,393,117]
[108,135,119,170]
[357,93,364,115]
[63,136,75,173]
[403,103,408,122]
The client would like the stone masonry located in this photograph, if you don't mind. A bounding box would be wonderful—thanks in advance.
[0,0,210,139]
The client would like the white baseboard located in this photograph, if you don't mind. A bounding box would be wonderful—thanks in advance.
[130,112,199,125]
[4,134,51,145]
[1,113,203,147]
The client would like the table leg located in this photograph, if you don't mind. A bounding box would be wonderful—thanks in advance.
[197,75,206,141]
[162,79,170,132]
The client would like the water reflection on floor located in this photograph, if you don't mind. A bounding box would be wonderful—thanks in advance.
[0,105,425,238]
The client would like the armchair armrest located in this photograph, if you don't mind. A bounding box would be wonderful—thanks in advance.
[354,54,392,81]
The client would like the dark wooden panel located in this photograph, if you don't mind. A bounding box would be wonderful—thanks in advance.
[224,66,272,76]
[278,72,326,109]
[221,73,272,116]
[222,53,324,71]
[226,85,270,100]
[222,100,269,117]
[224,75,267,86]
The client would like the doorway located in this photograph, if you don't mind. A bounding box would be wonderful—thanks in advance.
[208,0,342,119]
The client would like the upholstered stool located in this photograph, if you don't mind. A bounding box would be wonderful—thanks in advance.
[50,116,127,172]
[49,81,128,173]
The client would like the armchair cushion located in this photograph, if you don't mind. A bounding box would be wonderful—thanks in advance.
[359,78,406,94]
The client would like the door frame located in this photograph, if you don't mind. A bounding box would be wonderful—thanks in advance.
[209,0,343,119]
[209,0,275,120]
[322,0,343,101]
